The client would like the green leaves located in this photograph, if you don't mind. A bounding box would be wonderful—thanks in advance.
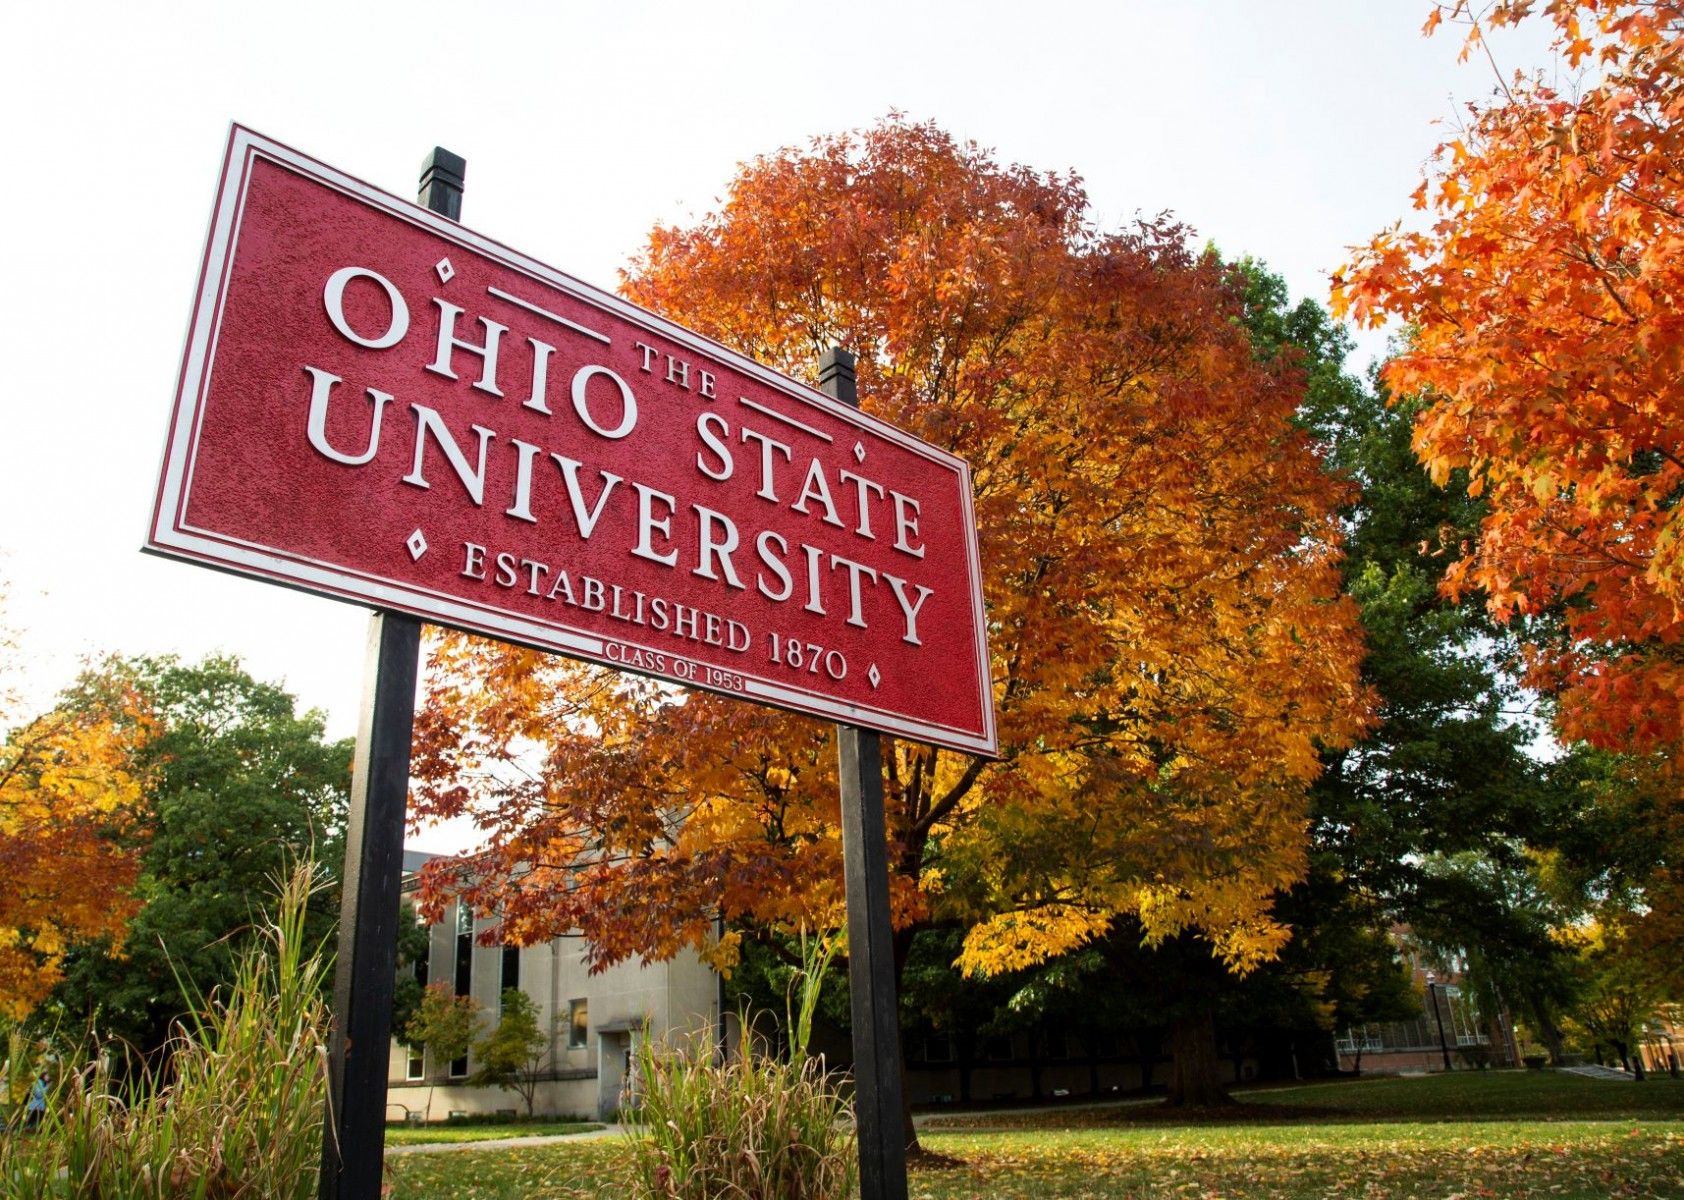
[46,654,352,1051]
[470,989,550,1116]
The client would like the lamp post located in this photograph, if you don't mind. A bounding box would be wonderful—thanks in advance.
[1426,976,1453,1072]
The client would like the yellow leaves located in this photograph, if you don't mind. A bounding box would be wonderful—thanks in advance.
[699,928,743,979]
[0,680,152,1020]
[957,905,1112,977]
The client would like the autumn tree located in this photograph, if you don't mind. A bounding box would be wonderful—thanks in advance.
[1333,1,1684,974]
[0,585,153,1021]
[412,119,1369,1120]
[403,982,480,1121]
[1560,920,1663,1075]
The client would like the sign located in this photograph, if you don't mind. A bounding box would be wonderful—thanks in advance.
[149,127,997,756]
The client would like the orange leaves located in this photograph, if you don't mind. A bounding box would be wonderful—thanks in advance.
[1341,3,1684,765]
[1342,1,1684,974]
[0,664,153,1020]
[414,118,1367,980]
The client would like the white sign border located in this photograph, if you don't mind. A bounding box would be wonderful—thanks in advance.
[146,125,999,758]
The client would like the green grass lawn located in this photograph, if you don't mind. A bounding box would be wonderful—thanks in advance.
[386,1120,605,1145]
[919,1068,1684,1130]
[386,1070,1684,1199]
[1252,1069,1684,1120]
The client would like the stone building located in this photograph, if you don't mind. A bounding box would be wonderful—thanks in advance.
[385,851,721,1122]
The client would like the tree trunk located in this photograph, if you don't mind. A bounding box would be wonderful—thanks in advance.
[1527,999,1569,1067]
[893,930,921,1154]
[1166,1010,1229,1107]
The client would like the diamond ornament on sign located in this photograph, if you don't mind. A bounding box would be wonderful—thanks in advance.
[853,442,866,463]
[435,258,455,284]
[406,529,428,561]
[867,664,881,689]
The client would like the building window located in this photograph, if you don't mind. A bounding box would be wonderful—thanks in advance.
[406,1046,424,1081]
[984,1035,1013,1062]
[1043,1030,1070,1060]
[454,903,473,999]
[1337,1025,1386,1054]
[412,906,430,989]
[922,1033,954,1064]
[1446,986,1486,1046]
[501,944,520,994]
[568,999,589,1049]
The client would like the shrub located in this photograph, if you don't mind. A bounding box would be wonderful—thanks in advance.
[1457,1043,1493,1071]
[0,861,331,1199]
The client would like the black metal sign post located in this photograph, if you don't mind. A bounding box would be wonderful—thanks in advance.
[819,348,911,1200]
[317,148,465,1200]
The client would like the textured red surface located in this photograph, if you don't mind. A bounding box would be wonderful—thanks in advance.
[151,132,995,755]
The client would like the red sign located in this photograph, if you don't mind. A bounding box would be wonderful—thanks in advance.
[148,128,997,756]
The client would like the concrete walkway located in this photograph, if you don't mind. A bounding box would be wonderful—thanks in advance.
[385,1125,625,1155]
[1559,1063,1638,1081]
[387,1094,1166,1155]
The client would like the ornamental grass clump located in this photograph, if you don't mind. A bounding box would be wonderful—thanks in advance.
[627,930,855,1200]
[627,1031,856,1200]
[0,861,331,1199]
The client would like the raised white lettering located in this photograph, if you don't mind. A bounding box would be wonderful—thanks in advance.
[631,483,679,566]
[552,455,623,540]
[793,459,845,528]
[838,469,886,539]
[884,572,935,645]
[428,300,507,396]
[693,505,745,589]
[403,405,494,505]
[891,491,925,558]
[302,367,390,466]
[755,530,793,602]
[323,267,409,349]
[696,412,733,481]
[830,554,879,629]
[571,364,638,439]
[741,427,792,501]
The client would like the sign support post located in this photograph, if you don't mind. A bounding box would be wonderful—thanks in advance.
[820,347,911,1200]
[317,147,465,1200]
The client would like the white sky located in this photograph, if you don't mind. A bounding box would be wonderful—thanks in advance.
[2,2,1559,850]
